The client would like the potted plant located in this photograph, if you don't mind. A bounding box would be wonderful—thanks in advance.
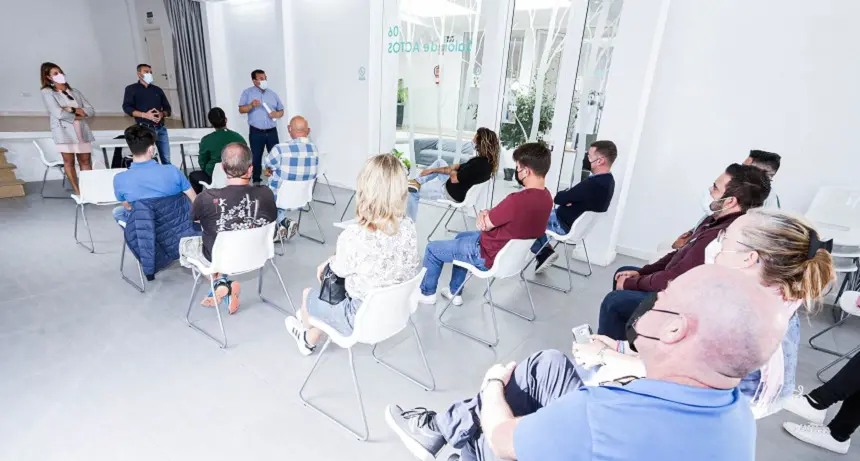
[396,79,408,129]
[392,148,411,175]
[499,89,554,180]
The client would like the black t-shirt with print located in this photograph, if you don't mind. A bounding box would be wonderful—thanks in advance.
[444,156,492,202]
[192,185,278,261]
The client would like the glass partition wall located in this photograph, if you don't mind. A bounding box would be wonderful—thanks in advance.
[382,0,624,208]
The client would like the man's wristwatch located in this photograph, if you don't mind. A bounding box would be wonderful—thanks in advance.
[481,377,505,393]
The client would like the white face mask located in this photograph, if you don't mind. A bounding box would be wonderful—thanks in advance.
[700,189,730,215]
[704,239,721,265]
[142,72,154,84]
[258,79,268,90]
[52,73,66,84]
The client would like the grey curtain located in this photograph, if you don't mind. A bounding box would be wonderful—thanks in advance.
[163,0,211,128]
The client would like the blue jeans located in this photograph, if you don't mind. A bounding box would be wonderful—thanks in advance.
[152,125,171,165]
[249,126,280,183]
[407,159,450,221]
[739,313,800,400]
[530,209,570,254]
[113,206,130,223]
[420,231,487,296]
[597,265,652,340]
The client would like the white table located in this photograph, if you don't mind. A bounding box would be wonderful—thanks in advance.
[93,135,200,174]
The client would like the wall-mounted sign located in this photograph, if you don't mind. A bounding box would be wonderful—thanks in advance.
[358,66,366,81]
[434,65,440,85]
[146,11,154,24]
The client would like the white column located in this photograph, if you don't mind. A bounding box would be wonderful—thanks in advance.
[278,0,299,119]
[474,0,515,130]
[124,0,147,64]
[202,2,234,129]
[580,0,672,266]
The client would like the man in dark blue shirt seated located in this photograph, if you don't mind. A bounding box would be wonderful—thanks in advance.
[532,140,617,273]
[122,64,173,165]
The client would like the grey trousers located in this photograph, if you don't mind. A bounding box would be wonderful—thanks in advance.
[435,350,581,461]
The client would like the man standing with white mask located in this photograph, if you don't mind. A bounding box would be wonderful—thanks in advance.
[239,69,285,183]
[596,163,771,340]
[123,64,173,164]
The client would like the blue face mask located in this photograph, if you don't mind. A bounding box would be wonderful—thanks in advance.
[142,73,154,84]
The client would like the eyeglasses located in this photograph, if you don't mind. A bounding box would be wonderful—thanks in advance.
[716,229,755,250]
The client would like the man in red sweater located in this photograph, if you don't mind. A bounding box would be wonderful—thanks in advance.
[597,163,771,339]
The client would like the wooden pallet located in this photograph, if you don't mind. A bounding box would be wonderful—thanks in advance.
[0,147,25,198]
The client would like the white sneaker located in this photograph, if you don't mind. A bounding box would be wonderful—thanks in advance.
[285,316,314,356]
[417,293,438,305]
[783,392,827,424]
[783,422,850,454]
[440,288,463,306]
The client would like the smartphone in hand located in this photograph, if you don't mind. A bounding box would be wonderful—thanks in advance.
[572,324,593,344]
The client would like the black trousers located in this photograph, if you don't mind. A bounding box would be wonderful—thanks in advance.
[189,170,212,194]
[248,126,279,183]
[809,352,860,441]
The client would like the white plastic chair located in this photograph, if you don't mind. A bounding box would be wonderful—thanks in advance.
[298,268,433,441]
[276,179,326,244]
[339,190,357,222]
[116,220,146,293]
[438,239,537,347]
[183,222,296,348]
[525,211,599,293]
[199,163,227,190]
[72,169,126,253]
[33,139,70,198]
[811,291,860,382]
[312,151,337,205]
[427,180,490,242]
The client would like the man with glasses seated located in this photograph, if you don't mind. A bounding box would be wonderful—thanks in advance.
[386,265,788,461]
[415,143,553,306]
[179,143,277,314]
[598,163,771,340]
[532,140,617,274]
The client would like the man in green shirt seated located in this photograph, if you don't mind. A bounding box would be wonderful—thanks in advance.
[189,107,247,193]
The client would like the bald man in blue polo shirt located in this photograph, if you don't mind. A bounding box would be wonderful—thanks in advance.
[386,265,787,461]
[239,69,285,183]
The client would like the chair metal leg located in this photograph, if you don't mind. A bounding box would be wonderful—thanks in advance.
[119,238,145,293]
[298,204,327,244]
[427,206,453,242]
[74,204,95,253]
[808,316,849,357]
[185,272,228,348]
[817,343,860,383]
[312,174,337,205]
[299,339,369,441]
[482,276,537,321]
[524,241,573,293]
[41,166,71,199]
[370,319,436,391]
[438,275,499,347]
[258,259,296,314]
[340,191,356,221]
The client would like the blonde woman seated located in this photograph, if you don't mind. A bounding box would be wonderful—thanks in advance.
[285,154,420,355]
[575,209,834,417]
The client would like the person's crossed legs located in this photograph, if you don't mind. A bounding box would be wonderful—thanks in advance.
[597,265,650,340]
[386,349,581,461]
[419,231,486,303]
[407,159,452,221]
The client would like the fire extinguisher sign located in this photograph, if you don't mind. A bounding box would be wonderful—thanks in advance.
[434,65,440,85]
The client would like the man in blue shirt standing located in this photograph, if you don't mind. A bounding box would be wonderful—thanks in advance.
[385,265,787,461]
[239,69,285,183]
[532,140,617,273]
[122,64,173,165]
[113,125,196,223]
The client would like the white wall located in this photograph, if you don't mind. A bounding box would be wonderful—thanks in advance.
[0,0,137,115]
[289,0,372,187]
[614,0,860,259]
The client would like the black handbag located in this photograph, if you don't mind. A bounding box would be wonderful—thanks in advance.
[318,263,348,305]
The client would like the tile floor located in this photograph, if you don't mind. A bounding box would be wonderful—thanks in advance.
[0,182,858,460]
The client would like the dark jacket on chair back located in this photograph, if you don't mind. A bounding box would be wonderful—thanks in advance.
[622,212,744,292]
[124,194,199,278]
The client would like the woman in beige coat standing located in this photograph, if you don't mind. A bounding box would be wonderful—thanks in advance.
[40,62,95,196]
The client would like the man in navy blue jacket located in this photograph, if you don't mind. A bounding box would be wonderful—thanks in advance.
[532,140,617,273]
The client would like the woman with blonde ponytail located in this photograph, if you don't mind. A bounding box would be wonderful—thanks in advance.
[284,154,420,355]
[573,208,835,417]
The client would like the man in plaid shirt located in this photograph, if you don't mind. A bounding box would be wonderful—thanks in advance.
[264,115,319,240]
